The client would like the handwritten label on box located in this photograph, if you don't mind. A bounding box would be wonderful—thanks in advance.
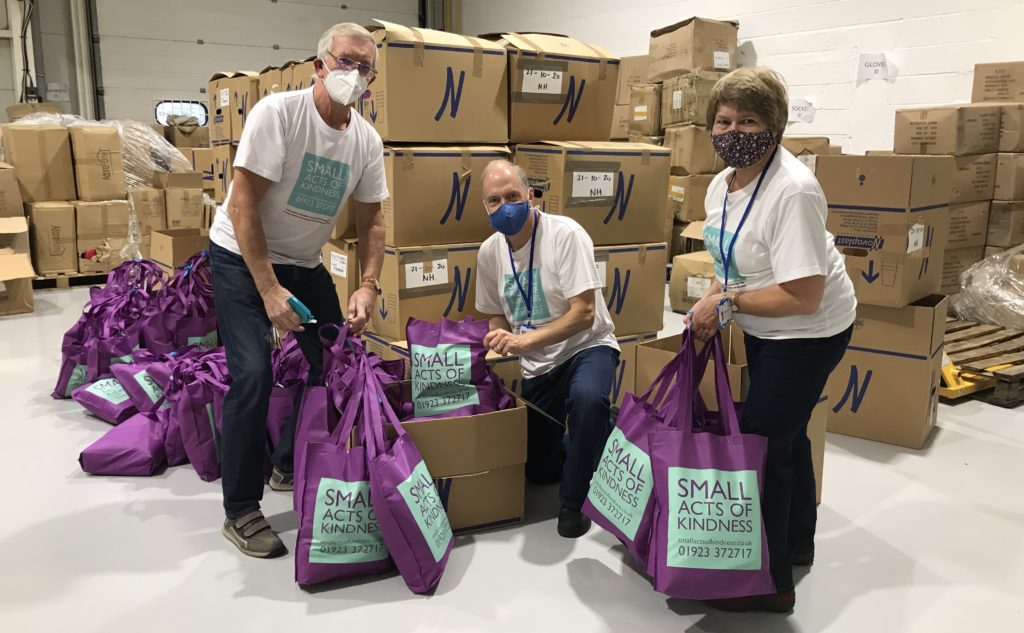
[522,70,563,95]
[406,259,449,289]
[572,172,615,198]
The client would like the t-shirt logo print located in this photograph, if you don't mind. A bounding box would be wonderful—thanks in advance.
[503,269,552,324]
[287,153,351,217]
[703,225,746,288]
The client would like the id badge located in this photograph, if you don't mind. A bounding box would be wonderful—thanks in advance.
[716,297,733,329]
[515,323,537,335]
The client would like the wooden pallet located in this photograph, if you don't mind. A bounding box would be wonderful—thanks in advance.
[942,319,1024,408]
[32,272,107,291]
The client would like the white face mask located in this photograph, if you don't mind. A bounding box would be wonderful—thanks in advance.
[321,62,369,106]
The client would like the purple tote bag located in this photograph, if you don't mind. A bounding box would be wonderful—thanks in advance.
[648,333,773,600]
[79,411,168,476]
[363,354,453,594]
[73,377,139,425]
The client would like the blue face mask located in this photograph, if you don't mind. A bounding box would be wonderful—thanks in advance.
[489,200,532,236]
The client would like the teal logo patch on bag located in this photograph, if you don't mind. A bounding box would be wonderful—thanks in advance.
[287,153,350,217]
[397,461,452,563]
[134,371,165,405]
[410,343,479,416]
[667,467,761,571]
[66,364,88,397]
[187,330,219,350]
[310,478,388,564]
[85,378,130,404]
[587,428,652,540]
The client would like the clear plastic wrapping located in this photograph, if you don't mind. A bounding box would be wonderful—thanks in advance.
[5,112,193,261]
[952,244,1024,329]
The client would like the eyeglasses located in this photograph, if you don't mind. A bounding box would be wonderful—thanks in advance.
[324,52,377,78]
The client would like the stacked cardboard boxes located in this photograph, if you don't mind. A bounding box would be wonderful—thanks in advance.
[0,162,35,316]
[611,55,650,140]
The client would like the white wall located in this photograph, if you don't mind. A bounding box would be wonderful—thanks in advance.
[96,0,418,122]
[463,0,1024,154]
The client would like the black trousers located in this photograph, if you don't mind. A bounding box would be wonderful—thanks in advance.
[210,243,343,519]
[741,325,852,593]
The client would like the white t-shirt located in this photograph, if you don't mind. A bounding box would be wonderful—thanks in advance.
[476,212,619,378]
[702,148,856,340]
[209,88,389,267]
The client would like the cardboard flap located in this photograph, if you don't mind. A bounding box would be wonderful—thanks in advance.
[0,252,35,281]
[371,19,504,51]
[230,71,260,79]
[650,16,739,37]
[0,216,29,236]
[495,32,616,60]
[258,65,278,73]
[385,144,512,154]
[209,71,233,81]
[681,221,705,239]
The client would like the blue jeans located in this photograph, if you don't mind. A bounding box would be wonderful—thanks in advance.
[521,345,620,511]
[209,242,343,519]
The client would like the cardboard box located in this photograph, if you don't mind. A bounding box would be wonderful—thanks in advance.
[0,162,24,218]
[514,141,671,246]
[594,242,668,335]
[610,332,659,409]
[994,152,1024,200]
[212,144,236,203]
[985,245,1006,258]
[668,174,713,222]
[664,124,724,175]
[25,202,77,274]
[816,155,953,308]
[3,125,77,202]
[629,83,662,136]
[189,148,216,193]
[826,295,946,449]
[258,65,285,99]
[893,105,1001,156]
[362,22,508,143]
[400,395,527,533]
[69,126,126,202]
[647,17,739,80]
[627,133,664,145]
[372,242,486,340]
[610,103,630,140]
[6,102,61,122]
[987,201,1024,247]
[165,188,204,229]
[972,61,1024,102]
[940,246,985,294]
[615,55,650,105]
[947,201,990,249]
[947,153,997,203]
[994,102,1024,152]
[207,72,233,145]
[483,31,617,143]
[782,136,831,157]
[0,216,35,316]
[669,250,715,313]
[329,197,357,241]
[76,200,130,274]
[150,228,210,272]
[322,238,359,314]
[128,186,167,237]
[680,220,705,253]
[229,71,260,143]
[154,171,204,189]
[382,145,512,246]
[289,57,317,92]
[661,71,724,128]
[166,125,210,149]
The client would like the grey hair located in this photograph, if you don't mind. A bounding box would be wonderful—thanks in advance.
[317,23,377,63]
[482,159,530,193]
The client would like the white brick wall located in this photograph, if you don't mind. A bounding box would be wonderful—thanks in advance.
[463,0,1024,154]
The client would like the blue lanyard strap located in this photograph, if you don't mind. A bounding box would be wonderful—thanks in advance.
[508,211,540,321]
[719,148,778,291]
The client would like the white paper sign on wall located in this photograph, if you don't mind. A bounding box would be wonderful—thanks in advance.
[788,98,816,123]
[857,53,891,82]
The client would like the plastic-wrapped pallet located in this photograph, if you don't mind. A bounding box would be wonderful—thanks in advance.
[953,244,1024,329]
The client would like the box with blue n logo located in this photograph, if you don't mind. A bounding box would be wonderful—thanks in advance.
[826,295,947,449]
[482,32,619,143]
[381,146,512,246]
[593,243,669,336]
[362,21,508,143]
[817,155,953,308]
[515,141,671,246]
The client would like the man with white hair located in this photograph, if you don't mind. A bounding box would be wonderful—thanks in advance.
[209,23,387,557]
[476,159,620,538]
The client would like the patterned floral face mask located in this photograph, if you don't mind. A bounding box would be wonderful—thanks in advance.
[711,128,776,168]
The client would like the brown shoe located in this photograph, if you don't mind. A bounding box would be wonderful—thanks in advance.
[706,591,796,613]
[269,467,293,492]
[221,511,286,558]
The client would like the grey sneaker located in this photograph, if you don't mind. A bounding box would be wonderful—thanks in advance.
[269,467,293,492]
[222,511,286,558]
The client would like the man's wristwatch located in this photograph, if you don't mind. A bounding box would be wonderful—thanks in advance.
[360,276,382,295]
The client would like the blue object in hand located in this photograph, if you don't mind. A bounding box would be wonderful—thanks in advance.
[287,296,317,324]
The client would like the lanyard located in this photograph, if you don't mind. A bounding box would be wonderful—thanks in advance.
[508,210,540,321]
[719,148,778,291]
